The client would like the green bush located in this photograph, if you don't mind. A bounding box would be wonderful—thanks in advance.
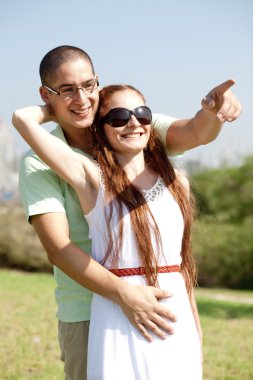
[0,203,52,272]
[189,157,253,289]
[191,156,253,224]
[193,218,253,289]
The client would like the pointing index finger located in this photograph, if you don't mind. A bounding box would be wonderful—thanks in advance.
[214,79,236,94]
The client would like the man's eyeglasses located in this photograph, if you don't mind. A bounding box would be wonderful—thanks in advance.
[100,106,152,128]
[43,78,99,98]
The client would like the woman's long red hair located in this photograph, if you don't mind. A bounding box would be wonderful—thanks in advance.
[91,85,196,292]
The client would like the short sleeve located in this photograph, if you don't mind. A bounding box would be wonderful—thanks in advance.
[152,113,178,147]
[19,152,66,222]
[152,113,184,157]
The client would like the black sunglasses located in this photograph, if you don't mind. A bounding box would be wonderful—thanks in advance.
[100,106,152,128]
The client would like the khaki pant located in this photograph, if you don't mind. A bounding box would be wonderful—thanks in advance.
[58,320,90,380]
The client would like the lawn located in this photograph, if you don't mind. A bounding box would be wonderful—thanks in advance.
[196,288,253,379]
[0,270,62,380]
[0,270,252,379]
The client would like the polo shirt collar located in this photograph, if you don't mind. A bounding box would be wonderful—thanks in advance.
[52,125,92,157]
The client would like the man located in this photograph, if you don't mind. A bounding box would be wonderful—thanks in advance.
[19,45,241,380]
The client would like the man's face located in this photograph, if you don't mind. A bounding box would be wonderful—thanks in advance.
[40,58,99,136]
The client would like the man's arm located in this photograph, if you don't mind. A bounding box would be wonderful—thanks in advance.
[32,212,176,342]
[158,79,242,155]
[19,142,176,342]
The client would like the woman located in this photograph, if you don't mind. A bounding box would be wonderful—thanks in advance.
[13,84,202,379]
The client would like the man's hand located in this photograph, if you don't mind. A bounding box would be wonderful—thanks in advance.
[165,79,242,154]
[201,79,242,122]
[118,283,177,342]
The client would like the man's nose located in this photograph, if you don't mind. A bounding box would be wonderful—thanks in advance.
[74,88,90,102]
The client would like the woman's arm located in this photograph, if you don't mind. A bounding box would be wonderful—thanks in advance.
[12,106,99,213]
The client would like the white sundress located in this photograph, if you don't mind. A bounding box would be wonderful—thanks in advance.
[85,176,202,380]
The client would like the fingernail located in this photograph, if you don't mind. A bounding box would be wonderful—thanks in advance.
[217,113,225,122]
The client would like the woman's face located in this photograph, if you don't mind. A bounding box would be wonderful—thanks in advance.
[100,90,151,155]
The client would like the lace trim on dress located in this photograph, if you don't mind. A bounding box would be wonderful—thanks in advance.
[95,161,164,202]
[141,177,164,202]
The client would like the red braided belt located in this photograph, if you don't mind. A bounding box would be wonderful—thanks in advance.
[110,265,180,277]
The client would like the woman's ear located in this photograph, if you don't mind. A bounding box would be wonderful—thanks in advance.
[39,86,50,104]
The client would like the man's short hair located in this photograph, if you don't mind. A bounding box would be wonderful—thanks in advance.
[39,45,95,86]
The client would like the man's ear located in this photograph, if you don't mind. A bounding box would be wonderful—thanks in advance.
[95,74,101,93]
[40,86,50,104]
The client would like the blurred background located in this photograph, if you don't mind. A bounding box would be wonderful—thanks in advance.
[1,0,253,200]
[1,2,253,379]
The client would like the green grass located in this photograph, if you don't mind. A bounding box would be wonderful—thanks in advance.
[0,270,62,379]
[195,288,253,380]
[1,270,253,380]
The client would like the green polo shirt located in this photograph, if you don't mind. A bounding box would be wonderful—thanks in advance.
[19,114,178,322]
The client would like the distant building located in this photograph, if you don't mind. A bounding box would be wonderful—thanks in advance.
[0,119,21,201]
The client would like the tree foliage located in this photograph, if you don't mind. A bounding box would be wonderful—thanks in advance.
[191,156,253,289]
[191,156,253,223]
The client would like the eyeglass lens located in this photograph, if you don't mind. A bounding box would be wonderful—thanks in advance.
[59,79,98,97]
[44,80,98,98]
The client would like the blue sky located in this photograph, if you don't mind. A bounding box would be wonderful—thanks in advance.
[1,0,252,166]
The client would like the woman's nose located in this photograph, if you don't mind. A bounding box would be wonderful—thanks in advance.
[128,115,140,127]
